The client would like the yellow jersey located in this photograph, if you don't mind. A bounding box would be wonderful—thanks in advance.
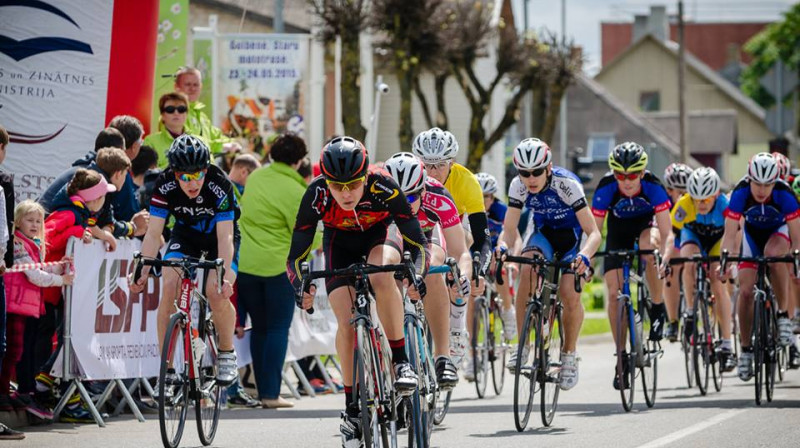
[443,163,485,217]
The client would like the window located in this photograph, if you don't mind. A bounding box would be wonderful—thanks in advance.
[588,133,616,162]
[639,91,660,111]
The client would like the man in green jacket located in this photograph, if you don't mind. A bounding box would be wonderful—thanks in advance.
[175,67,238,156]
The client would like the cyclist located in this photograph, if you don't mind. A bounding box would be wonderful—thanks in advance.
[287,137,427,447]
[384,152,483,388]
[773,151,790,181]
[670,167,736,371]
[476,172,517,341]
[411,128,489,367]
[499,138,602,390]
[662,162,693,342]
[719,152,800,381]
[592,142,673,390]
[130,135,240,386]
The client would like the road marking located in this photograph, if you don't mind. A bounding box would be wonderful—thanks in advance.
[636,408,746,448]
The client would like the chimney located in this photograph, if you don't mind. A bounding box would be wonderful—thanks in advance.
[647,5,669,41]
[726,43,741,65]
[633,14,648,42]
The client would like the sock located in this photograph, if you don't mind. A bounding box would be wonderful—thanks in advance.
[778,310,789,319]
[389,339,408,364]
[720,339,732,350]
[742,346,753,353]
[450,302,467,333]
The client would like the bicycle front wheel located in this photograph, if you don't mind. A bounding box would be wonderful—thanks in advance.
[432,389,451,426]
[640,306,658,407]
[490,304,506,395]
[355,325,377,448]
[764,300,778,403]
[513,306,537,432]
[616,301,635,412]
[195,318,221,446]
[405,320,429,448]
[159,314,189,448]
[693,295,710,396]
[540,304,562,426]
[472,299,489,399]
[753,297,764,405]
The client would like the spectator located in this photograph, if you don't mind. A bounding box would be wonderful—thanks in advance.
[174,67,234,156]
[296,157,312,183]
[0,125,14,439]
[145,92,207,168]
[1,201,71,421]
[237,134,310,408]
[108,116,146,222]
[228,153,261,201]
[131,145,159,187]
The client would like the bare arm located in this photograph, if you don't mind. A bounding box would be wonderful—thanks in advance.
[215,220,236,285]
[501,207,522,254]
[576,207,602,259]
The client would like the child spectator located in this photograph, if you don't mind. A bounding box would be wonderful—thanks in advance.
[0,201,72,421]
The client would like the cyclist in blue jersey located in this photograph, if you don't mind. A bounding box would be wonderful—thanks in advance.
[718,153,800,381]
[476,172,516,341]
[592,142,673,390]
[498,138,602,391]
[662,163,692,342]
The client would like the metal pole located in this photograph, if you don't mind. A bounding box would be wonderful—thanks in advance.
[678,1,689,163]
[559,0,568,167]
[274,0,284,33]
[367,75,388,160]
[776,59,784,135]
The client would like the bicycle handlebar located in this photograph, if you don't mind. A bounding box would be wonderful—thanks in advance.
[719,249,800,281]
[131,251,225,295]
[494,251,588,293]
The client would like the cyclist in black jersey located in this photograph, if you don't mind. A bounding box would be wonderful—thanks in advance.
[662,162,692,341]
[130,135,240,386]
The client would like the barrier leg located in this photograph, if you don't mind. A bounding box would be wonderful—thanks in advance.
[94,381,118,412]
[112,379,138,417]
[115,379,145,422]
[281,367,301,400]
[76,381,106,427]
[52,380,78,422]
[291,361,315,398]
[325,355,343,378]
[313,356,338,393]
[140,377,156,398]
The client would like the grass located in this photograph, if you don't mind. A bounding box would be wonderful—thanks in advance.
[580,317,611,336]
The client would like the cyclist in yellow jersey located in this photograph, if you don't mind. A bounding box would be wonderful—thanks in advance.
[669,167,736,371]
[412,128,490,373]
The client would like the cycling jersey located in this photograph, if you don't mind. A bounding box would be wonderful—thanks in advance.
[507,166,587,231]
[443,163,485,217]
[724,178,800,230]
[417,178,460,232]
[671,193,728,256]
[286,171,428,290]
[591,171,671,220]
[487,199,507,247]
[150,164,240,233]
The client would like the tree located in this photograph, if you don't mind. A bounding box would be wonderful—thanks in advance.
[741,3,800,134]
[308,0,370,142]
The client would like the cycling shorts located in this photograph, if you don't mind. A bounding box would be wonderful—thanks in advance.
[680,227,721,257]
[165,225,241,274]
[322,223,402,293]
[740,223,790,270]
[604,212,654,273]
[522,226,581,272]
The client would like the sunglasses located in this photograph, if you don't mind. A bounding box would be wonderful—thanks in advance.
[406,191,422,204]
[326,176,366,192]
[163,105,188,114]
[693,196,715,205]
[518,167,546,178]
[424,161,450,171]
[613,171,642,181]
[175,170,206,182]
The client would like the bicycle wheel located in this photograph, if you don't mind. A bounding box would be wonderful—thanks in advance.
[159,314,189,448]
[472,298,489,399]
[616,300,635,412]
[777,345,787,383]
[513,304,537,432]
[753,297,764,405]
[692,293,710,396]
[712,320,723,393]
[764,300,777,403]
[490,304,506,395]
[195,312,221,446]
[540,303,562,426]
[355,325,377,447]
[405,320,428,448]
[681,315,695,389]
[432,389,451,426]
[640,292,657,408]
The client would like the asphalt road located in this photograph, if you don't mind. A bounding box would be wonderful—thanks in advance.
[22,335,800,447]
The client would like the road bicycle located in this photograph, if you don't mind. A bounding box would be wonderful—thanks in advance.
[472,253,512,399]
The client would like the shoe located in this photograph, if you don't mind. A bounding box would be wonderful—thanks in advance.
[738,350,754,382]
[227,389,260,408]
[507,345,530,373]
[60,404,96,424]
[261,397,295,409]
[216,351,239,386]
[665,320,679,343]
[435,357,459,388]
[683,315,695,343]
[449,330,469,366]
[613,353,631,390]
[462,355,476,382]
[789,345,800,370]
[153,369,179,400]
[559,352,579,390]
[299,378,332,396]
[0,424,24,440]
[778,317,793,347]
[19,394,53,421]
[340,411,362,448]
[718,346,737,373]
[500,307,517,340]
[8,393,28,411]
[648,303,666,341]
[393,362,418,396]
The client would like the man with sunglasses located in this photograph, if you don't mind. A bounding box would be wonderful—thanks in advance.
[592,142,673,390]
[719,152,800,382]
[670,167,736,372]
[412,128,490,368]
[288,137,427,447]
[662,163,693,342]
[498,138,602,391]
[130,135,241,387]
[384,152,484,389]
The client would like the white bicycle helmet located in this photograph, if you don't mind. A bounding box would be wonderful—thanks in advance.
[384,152,427,194]
[476,172,498,195]
[663,163,693,190]
[687,167,721,200]
[748,152,779,184]
[513,138,552,170]
[772,152,790,180]
[411,127,459,163]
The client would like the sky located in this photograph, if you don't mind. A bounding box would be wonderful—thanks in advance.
[511,0,798,75]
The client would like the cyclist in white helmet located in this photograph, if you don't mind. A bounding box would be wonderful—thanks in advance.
[498,138,602,390]
[662,162,693,342]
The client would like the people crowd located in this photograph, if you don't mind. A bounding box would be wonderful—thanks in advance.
[0,64,800,447]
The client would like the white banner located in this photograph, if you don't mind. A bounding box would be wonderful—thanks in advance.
[0,0,114,201]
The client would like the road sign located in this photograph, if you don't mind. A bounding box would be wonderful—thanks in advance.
[760,60,799,99]
[765,105,795,135]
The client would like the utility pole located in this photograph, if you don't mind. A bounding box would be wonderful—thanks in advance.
[559,0,568,168]
[678,1,688,163]
[274,0,284,33]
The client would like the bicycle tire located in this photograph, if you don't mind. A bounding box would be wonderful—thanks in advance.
[540,303,562,426]
[765,300,777,403]
[490,304,506,396]
[640,285,657,408]
[432,389,451,426]
[405,320,428,448]
[195,309,221,446]
[712,320,723,393]
[355,325,376,447]
[753,296,764,405]
[693,293,710,396]
[617,300,635,412]
[159,314,189,448]
[472,299,489,399]
[777,345,787,383]
[513,304,537,432]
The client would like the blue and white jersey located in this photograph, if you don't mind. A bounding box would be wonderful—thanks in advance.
[725,177,800,230]
[507,166,587,231]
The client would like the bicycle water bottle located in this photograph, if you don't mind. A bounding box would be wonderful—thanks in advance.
[634,313,644,367]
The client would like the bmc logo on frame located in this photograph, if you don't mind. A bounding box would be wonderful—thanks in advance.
[94,258,160,334]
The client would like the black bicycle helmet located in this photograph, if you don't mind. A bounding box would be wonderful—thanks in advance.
[608,141,648,173]
[167,135,211,172]
[320,136,369,182]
